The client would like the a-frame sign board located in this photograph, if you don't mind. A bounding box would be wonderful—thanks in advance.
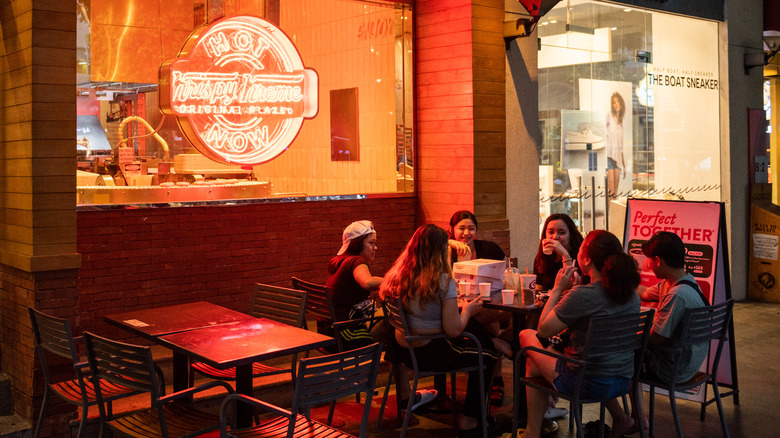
[623,198,739,405]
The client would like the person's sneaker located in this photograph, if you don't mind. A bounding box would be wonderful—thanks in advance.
[402,389,438,413]
[544,406,569,419]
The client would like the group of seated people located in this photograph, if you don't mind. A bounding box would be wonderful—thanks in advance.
[320,210,710,438]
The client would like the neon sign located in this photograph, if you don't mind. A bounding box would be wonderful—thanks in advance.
[160,16,318,165]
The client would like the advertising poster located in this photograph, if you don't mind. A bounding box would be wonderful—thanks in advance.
[649,13,720,201]
[578,79,634,198]
[560,109,605,171]
[748,203,780,302]
[624,199,736,402]
[624,199,720,302]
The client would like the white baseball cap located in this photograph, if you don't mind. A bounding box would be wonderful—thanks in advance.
[337,220,375,255]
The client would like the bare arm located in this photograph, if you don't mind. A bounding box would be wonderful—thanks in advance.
[448,240,471,259]
[536,265,576,338]
[638,283,659,302]
[441,297,482,338]
[352,264,383,291]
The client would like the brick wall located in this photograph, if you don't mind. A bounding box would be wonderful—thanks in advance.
[1,264,80,435]
[77,196,417,341]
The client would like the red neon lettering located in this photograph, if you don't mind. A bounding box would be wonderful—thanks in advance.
[159,15,318,165]
[204,32,231,58]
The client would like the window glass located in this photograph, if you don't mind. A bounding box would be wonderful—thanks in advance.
[76,0,413,205]
[538,0,720,233]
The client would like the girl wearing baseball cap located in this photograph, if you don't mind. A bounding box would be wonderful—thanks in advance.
[326,220,438,413]
[324,220,384,351]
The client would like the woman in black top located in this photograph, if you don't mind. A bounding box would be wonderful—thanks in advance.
[534,213,584,291]
[448,210,510,407]
[448,210,506,263]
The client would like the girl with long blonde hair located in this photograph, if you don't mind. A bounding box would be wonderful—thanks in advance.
[380,224,502,436]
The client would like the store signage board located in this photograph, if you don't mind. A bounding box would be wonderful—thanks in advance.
[623,199,738,403]
[159,15,318,165]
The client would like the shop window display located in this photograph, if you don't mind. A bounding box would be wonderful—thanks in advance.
[537,0,721,233]
[76,0,414,205]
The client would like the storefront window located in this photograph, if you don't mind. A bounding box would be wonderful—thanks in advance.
[537,0,720,233]
[76,0,413,205]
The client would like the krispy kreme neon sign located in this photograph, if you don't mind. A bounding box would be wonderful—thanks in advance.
[160,15,318,165]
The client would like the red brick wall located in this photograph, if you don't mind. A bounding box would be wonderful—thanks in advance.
[76,196,417,340]
[1,264,80,434]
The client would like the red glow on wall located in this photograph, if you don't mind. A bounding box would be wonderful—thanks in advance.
[160,15,318,165]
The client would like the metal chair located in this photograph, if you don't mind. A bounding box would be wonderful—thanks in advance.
[513,309,655,438]
[291,276,382,416]
[640,299,734,438]
[28,307,140,438]
[83,331,234,438]
[190,283,308,384]
[291,276,382,352]
[219,342,384,438]
[376,296,489,438]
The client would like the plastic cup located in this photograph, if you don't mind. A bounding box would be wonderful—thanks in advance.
[519,274,536,291]
[501,289,515,305]
[478,282,491,300]
[457,281,469,296]
[519,274,537,307]
[542,239,554,255]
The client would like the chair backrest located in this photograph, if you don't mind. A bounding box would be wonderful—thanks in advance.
[379,295,404,333]
[675,299,734,375]
[28,307,80,365]
[83,331,163,401]
[580,309,655,377]
[291,277,336,323]
[290,342,383,437]
[251,283,308,329]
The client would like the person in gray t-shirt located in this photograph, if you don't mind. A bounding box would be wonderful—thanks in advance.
[630,231,709,434]
[517,230,641,438]
[639,231,709,382]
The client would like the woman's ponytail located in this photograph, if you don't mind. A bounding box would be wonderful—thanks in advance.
[601,252,640,304]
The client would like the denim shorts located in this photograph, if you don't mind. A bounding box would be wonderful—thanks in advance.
[607,157,620,170]
[553,359,630,400]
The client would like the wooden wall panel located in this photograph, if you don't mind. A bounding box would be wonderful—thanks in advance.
[471,0,506,224]
[1,0,81,428]
[415,0,507,232]
[415,0,475,226]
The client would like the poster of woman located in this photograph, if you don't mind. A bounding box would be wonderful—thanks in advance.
[605,91,626,196]
[579,79,633,198]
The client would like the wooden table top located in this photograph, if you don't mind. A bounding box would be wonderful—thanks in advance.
[156,317,335,369]
[104,301,255,339]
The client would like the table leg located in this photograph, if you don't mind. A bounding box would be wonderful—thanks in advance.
[235,364,253,429]
[172,351,190,392]
[172,351,193,404]
[512,313,528,425]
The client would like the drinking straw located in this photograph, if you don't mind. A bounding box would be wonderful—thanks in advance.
[525,267,529,275]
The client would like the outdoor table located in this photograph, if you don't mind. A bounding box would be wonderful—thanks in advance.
[157,318,334,428]
[481,289,543,342]
[105,301,256,391]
